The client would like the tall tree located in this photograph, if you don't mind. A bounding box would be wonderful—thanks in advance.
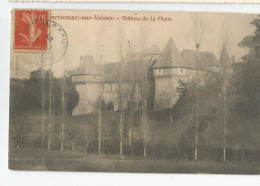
[98,56,103,154]
[173,72,224,155]
[127,41,135,152]
[191,13,207,160]
[61,56,66,151]
[118,23,124,157]
[140,21,148,158]
[234,16,260,119]
[40,55,45,148]
[48,65,52,150]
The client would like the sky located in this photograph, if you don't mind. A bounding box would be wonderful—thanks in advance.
[10,10,257,78]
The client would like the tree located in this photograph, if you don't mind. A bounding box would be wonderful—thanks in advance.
[22,68,79,116]
[233,16,260,119]
[64,71,79,115]
[172,72,225,154]
[191,13,207,160]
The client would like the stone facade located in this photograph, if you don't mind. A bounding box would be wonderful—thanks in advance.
[72,38,233,115]
[152,39,233,111]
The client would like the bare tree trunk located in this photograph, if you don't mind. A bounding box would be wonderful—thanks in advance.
[192,13,206,160]
[41,55,45,148]
[120,107,123,157]
[118,25,124,157]
[195,44,199,160]
[143,55,147,158]
[20,120,23,148]
[48,64,52,150]
[61,61,65,151]
[223,70,227,162]
[127,41,136,154]
[98,56,103,155]
[119,72,123,157]
[140,22,147,158]
[98,100,102,154]
[221,26,230,163]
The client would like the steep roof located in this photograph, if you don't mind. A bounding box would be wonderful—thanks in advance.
[146,45,161,55]
[73,55,101,75]
[219,44,232,68]
[103,59,156,83]
[153,38,185,69]
[102,63,120,83]
[181,50,220,70]
[73,53,155,83]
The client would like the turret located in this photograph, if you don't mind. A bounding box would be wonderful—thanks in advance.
[152,38,189,111]
[219,43,233,76]
[72,55,103,115]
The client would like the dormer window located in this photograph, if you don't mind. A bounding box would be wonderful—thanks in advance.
[105,84,112,93]
[114,85,119,92]
[158,68,162,75]
[178,68,185,74]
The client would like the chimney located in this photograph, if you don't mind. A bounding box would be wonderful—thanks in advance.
[80,56,84,64]
[232,55,235,64]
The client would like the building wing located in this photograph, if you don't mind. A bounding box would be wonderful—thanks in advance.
[152,38,186,69]
[73,55,101,76]
[181,50,220,70]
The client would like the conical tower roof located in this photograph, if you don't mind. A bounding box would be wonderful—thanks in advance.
[153,38,185,68]
[146,44,161,55]
[73,55,101,75]
[219,44,232,68]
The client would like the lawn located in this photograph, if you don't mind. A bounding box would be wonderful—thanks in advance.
[8,148,260,174]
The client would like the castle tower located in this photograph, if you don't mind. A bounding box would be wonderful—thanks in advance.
[153,38,190,111]
[145,44,161,61]
[219,43,233,76]
[72,55,103,115]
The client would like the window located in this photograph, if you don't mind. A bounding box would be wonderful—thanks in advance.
[179,68,185,74]
[105,84,112,93]
[158,68,162,74]
[114,85,119,92]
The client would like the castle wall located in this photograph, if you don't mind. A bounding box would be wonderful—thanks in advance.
[223,67,233,75]
[153,67,188,76]
[152,66,234,112]
[154,77,176,110]
[103,83,119,111]
[102,82,142,111]
[72,74,102,83]
[210,66,222,73]
[72,81,102,115]
[153,68,190,111]
[189,70,207,86]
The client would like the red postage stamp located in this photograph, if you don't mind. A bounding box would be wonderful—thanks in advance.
[14,10,49,51]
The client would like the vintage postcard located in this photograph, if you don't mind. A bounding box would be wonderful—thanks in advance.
[9,9,260,174]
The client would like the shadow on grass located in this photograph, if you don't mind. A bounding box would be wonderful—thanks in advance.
[8,148,260,174]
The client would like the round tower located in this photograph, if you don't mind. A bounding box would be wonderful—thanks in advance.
[72,55,103,115]
[152,38,190,111]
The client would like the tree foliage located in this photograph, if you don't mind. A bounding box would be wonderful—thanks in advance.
[232,16,260,119]
[10,68,79,116]
[172,72,224,121]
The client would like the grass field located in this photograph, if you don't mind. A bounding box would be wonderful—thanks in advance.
[8,148,260,174]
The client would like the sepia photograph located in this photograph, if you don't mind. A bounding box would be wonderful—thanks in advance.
[9,9,260,174]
